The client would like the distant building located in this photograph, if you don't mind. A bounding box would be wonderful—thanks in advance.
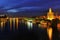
[47,8,55,20]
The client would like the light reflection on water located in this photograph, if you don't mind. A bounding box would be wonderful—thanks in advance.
[27,21,33,30]
[0,18,34,31]
[0,18,53,40]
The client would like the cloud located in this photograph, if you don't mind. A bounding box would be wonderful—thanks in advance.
[7,7,43,12]
[7,9,19,12]
[0,0,60,13]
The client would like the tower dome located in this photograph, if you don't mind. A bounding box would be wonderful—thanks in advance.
[47,8,54,20]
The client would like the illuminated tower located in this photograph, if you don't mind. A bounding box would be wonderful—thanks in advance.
[47,8,54,20]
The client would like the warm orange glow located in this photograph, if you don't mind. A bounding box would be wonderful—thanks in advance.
[16,18,19,30]
[0,18,7,31]
[47,8,54,20]
[47,28,52,40]
[10,18,19,30]
[40,22,47,28]
[1,22,4,31]
[57,23,60,30]
[59,16,60,20]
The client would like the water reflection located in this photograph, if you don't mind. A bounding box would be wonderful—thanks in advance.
[15,18,18,30]
[0,17,60,40]
[13,18,15,31]
[47,28,52,40]
[27,21,33,30]
[10,18,13,30]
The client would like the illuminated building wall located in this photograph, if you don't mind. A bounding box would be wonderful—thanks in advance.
[47,8,55,20]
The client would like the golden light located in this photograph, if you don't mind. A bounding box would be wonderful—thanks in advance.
[47,28,52,40]
[15,18,19,30]
[47,8,54,20]
[59,16,60,20]
[40,20,44,23]
[40,22,47,28]
[0,18,7,31]
[1,22,4,31]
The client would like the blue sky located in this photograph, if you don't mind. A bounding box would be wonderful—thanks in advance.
[0,0,60,13]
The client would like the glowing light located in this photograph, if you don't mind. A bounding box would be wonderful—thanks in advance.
[1,22,4,31]
[28,20,32,21]
[40,20,44,24]
[40,22,47,28]
[47,8,54,20]
[47,28,52,40]
[38,24,41,28]
[0,18,7,31]
[57,23,60,30]
[15,18,19,30]
[49,8,52,13]
[27,21,33,30]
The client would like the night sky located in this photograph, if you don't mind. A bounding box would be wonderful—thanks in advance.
[0,0,60,16]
